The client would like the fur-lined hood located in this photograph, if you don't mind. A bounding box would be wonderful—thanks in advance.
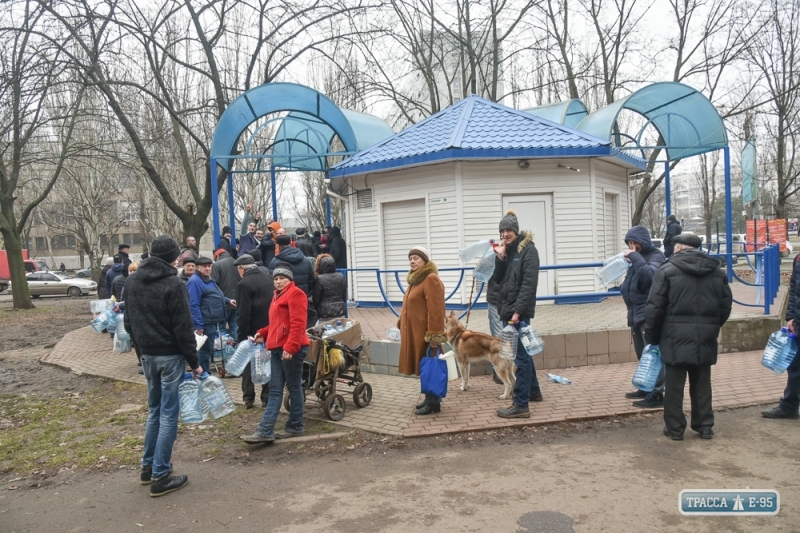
[515,231,533,253]
[407,261,438,286]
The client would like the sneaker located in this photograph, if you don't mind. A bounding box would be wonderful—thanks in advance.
[663,426,683,441]
[140,466,172,485]
[625,389,647,399]
[240,433,275,444]
[496,404,531,419]
[761,406,800,419]
[275,429,304,439]
[530,391,543,402]
[150,474,188,497]
[698,429,714,439]
[633,392,664,409]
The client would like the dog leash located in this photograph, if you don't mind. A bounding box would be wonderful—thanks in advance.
[464,277,476,328]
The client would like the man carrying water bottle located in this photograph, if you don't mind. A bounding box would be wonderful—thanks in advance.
[620,226,666,409]
[645,233,732,440]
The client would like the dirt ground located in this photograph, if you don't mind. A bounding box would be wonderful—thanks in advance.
[2,298,800,532]
[0,295,93,352]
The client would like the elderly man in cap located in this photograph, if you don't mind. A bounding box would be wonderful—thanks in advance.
[123,235,201,496]
[187,256,236,375]
[234,254,274,408]
[645,232,732,440]
[179,257,196,285]
[211,246,241,341]
[118,243,132,268]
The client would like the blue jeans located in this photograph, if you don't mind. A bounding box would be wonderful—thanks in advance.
[487,304,503,337]
[225,308,238,340]
[198,323,219,374]
[256,347,308,436]
[141,355,184,479]
[512,323,541,407]
[779,352,800,413]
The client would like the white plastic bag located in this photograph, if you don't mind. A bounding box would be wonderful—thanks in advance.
[113,331,131,353]
[195,333,208,350]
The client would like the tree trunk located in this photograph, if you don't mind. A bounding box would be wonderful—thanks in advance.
[0,227,34,309]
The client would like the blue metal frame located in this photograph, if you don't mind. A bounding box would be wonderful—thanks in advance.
[664,161,672,219]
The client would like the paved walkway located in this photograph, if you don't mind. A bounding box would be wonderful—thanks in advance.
[42,326,787,437]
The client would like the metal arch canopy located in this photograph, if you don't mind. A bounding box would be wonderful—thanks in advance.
[575,82,728,161]
[523,99,589,129]
[209,82,360,172]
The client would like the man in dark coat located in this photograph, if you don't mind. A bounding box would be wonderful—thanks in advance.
[234,254,274,408]
[295,227,317,257]
[762,254,800,419]
[98,257,113,299]
[620,226,667,408]
[662,215,682,258]
[211,248,241,340]
[118,243,132,268]
[492,210,542,419]
[123,235,200,496]
[268,234,315,296]
[177,237,198,267]
[106,254,125,294]
[219,226,238,259]
[238,205,261,256]
[258,230,277,267]
[327,226,347,269]
[645,233,732,440]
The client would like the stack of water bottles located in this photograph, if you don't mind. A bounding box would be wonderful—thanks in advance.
[596,252,630,286]
[90,309,114,333]
[632,344,662,391]
[179,371,237,423]
[322,319,356,338]
[761,328,798,374]
[459,240,496,283]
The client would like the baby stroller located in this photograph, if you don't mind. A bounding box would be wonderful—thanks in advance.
[283,328,372,421]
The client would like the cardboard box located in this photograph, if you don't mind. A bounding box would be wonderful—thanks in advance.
[307,319,363,379]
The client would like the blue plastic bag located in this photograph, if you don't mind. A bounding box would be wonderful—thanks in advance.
[419,346,448,399]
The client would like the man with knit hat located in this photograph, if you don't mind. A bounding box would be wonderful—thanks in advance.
[490,210,543,419]
[219,226,238,259]
[663,214,683,258]
[123,235,201,497]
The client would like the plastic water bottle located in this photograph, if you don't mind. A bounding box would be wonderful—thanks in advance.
[199,372,236,419]
[519,321,544,355]
[596,253,629,286]
[251,345,271,385]
[106,311,118,333]
[90,299,113,313]
[387,327,401,341]
[178,373,208,424]
[459,240,493,262]
[499,323,519,360]
[547,373,572,385]
[762,328,799,374]
[225,340,256,376]
[632,344,662,391]
[223,337,237,363]
[336,320,344,332]
[91,310,111,333]
[324,324,334,338]
[474,248,496,282]
[115,313,130,341]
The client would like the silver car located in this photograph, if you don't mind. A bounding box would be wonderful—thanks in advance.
[8,272,97,297]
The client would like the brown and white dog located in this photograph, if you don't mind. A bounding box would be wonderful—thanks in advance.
[445,311,516,399]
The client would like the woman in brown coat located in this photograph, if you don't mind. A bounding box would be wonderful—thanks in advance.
[398,246,447,415]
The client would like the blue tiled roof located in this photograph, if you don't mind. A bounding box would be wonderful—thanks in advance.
[331,96,646,177]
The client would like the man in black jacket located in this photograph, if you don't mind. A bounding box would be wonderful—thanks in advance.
[663,215,682,257]
[219,226,238,260]
[620,226,666,408]
[269,234,315,295]
[295,227,317,257]
[234,254,274,408]
[211,248,241,340]
[123,235,201,497]
[645,233,732,440]
[328,226,347,269]
[762,254,800,419]
[492,210,542,419]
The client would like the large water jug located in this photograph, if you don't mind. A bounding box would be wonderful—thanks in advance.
[222,336,237,363]
[90,299,114,313]
[90,310,112,333]
[596,253,629,286]
[106,311,118,333]
[519,321,544,355]
[199,373,236,419]
[459,240,493,262]
[113,331,131,353]
[251,344,271,385]
[761,328,798,374]
[178,373,208,424]
[115,313,130,341]
[225,339,256,376]
[474,248,496,282]
[499,323,519,360]
[632,344,662,391]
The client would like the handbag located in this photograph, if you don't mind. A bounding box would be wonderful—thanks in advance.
[419,346,448,398]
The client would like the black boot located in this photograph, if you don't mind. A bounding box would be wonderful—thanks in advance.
[415,397,429,410]
[150,474,188,497]
[415,394,440,415]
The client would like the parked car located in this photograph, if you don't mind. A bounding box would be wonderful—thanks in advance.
[7,272,97,298]
[75,268,92,278]
[651,238,663,250]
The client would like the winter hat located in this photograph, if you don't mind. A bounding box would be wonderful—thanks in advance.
[672,233,702,248]
[105,257,114,266]
[222,225,232,236]
[667,214,678,223]
[296,227,306,235]
[268,221,282,235]
[276,234,292,246]
[195,256,213,266]
[234,254,255,266]
[182,256,197,265]
[273,262,294,281]
[150,236,180,263]
[408,246,430,263]
[249,248,262,263]
[113,254,122,264]
[118,243,130,252]
[498,209,519,233]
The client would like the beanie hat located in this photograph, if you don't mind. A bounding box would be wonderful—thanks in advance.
[276,234,292,246]
[222,225,232,235]
[667,214,678,223]
[273,262,294,281]
[249,248,262,263]
[150,236,181,263]
[296,227,306,235]
[105,257,114,266]
[498,209,519,233]
[408,246,430,263]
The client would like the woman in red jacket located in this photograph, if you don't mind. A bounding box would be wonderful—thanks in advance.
[241,263,309,444]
